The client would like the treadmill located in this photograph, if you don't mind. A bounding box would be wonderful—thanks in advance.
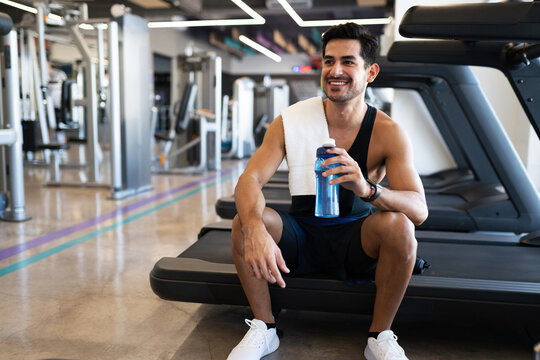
[152,221,540,316]
[151,2,540,316]
[215,58,539,233]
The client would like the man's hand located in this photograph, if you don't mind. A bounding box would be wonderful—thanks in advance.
[322,147,372,198]
[243,227,290,288]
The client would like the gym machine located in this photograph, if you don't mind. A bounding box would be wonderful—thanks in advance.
[108,15,152,199]
[222,77,255,159]
[17,3,98,178]
[15,3,151,199]
[0,13,29,222]
[153,52,222,174]
[253,76,289,146]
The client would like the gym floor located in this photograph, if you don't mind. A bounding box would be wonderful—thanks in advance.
[0,145,538,359]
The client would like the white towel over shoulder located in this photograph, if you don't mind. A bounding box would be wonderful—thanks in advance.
[281,97,329,196]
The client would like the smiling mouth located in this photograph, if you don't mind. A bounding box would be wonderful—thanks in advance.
[329,81,348,85]
[327,77,350,86]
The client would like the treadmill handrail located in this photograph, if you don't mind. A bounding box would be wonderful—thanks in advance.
[399,2,540,43]
[386,45,540,227]
[373,58,500,183]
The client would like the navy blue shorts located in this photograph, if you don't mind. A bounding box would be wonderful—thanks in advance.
[276,211,378,281]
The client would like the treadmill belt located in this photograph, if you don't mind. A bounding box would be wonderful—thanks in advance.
[182,227,540,283]
[151,224,540,313]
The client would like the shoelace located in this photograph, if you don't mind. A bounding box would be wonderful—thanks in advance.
[239,319,271,352]
[376,333,405,360]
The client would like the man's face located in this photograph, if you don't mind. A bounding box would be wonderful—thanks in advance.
[321,39,376,103]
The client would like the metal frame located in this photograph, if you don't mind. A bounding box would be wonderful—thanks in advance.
[0,30,29,221]
[388,42,540,232]
[222,77,255,159]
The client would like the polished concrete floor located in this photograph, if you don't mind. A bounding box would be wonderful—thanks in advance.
[0,146,539,359]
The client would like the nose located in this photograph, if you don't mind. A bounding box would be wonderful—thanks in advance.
[328,62,343,77]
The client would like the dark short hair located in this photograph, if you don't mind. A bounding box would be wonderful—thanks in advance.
[321,23,378,66]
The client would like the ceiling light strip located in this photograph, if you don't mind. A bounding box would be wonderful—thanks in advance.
[230,0,264,23]
[276,0,392,27]
[47,13,63,21]
[239,35,282,63]
[148,0,264,28]
[275,0,303,26]
[149,18,262,28]
[302,18,392,26]
[0,0,37,13]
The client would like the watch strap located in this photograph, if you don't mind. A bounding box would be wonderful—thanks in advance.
[362,178,382,202]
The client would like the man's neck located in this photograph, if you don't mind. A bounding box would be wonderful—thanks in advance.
[323,97,368,130]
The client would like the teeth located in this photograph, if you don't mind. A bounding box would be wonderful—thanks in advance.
[330,81,346,85]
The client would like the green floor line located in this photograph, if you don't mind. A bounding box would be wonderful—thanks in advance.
[0,175,233,278]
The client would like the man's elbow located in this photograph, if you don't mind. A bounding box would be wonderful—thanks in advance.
[412,206,429,227]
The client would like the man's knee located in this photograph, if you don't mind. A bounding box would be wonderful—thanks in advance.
[369,212,417,259]
[384,212,416,258]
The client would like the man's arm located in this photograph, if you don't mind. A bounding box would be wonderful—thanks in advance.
[234,115,290,287]
[325,119,428,226]
[370,121,428,226]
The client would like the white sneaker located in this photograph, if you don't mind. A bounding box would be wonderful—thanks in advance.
[227,319,280,360]
[364,330,408,360]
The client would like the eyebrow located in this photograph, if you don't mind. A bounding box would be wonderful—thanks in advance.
[323,55,358,60]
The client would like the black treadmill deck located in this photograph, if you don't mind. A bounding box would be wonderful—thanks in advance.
[150,223,540,315]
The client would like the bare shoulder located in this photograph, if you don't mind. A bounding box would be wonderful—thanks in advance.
[372,110,410,155]
[373,110,402,136]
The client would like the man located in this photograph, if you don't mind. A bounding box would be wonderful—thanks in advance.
[228,23,428,360]
[47,59,68,127]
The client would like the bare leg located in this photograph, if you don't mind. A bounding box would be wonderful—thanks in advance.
[361,211,417,332]
[231,208,284,324]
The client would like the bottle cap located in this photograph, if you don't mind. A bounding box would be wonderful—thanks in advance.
[322,138,336,147]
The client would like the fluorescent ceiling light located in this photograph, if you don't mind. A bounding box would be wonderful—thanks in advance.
[275,0,392,27]
[0,1,65,24]
[0,0,37,13]
[45,12,65,26]
[77,23,109,30]
[48,13,62,21]
[239,35,282,63]
[78,23,95,30]
[148,0,264,28]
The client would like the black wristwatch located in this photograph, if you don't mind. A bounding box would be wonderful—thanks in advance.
[362,178,382,202]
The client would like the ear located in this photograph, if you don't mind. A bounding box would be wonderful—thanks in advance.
[367,63,380,83]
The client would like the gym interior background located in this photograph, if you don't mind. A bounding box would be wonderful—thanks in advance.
[0,0,539,359]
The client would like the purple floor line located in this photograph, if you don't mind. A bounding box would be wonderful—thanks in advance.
[0,167,236,261]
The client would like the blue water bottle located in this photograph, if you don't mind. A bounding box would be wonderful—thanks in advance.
[315,138,339,218]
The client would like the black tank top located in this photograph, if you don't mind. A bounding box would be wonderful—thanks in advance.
[289,104,377,219]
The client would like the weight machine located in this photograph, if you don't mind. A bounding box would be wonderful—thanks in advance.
[153,52,222,174]
[0,14,29,222]
[222,77,255,159]
[253,77,289,146]
[21,4,152,199]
